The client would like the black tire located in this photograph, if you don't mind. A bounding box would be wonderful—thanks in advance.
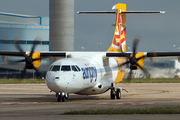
[61,94,65,102]
[57,95,61,102]
[110,89,115,99]
[116,89,121,99]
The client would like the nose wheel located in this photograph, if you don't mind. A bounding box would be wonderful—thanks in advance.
[57,93,68,102]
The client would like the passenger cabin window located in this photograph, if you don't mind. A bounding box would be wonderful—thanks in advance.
[61,65,71,71]
[52,65,60,71]
[72,65,78,72]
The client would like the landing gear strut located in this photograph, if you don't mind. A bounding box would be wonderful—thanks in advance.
[56,92,69,102]
[110,83,121,100]
[110,88,115,99]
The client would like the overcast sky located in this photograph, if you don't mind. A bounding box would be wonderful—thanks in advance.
[0,0,180,52]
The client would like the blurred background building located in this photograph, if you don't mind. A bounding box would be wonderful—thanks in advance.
[0,12,49,57]
[0,12,49,78]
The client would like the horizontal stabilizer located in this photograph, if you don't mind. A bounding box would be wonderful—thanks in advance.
[77,11,165,14]
[77,11,116,14]
[122,11,165,14]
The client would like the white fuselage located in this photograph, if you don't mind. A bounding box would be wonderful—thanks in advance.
[45,52,120,95]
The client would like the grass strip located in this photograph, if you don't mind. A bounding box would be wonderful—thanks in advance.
[0,78,180,84]
[121,78,180,83]
[0,78,46,84]
[64,106,180,114]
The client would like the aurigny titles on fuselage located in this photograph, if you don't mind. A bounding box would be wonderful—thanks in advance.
[81,67,97,83]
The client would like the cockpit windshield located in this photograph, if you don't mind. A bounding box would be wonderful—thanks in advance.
[49,65,81,72]
[75,65,81,71]
[52,65,60,71]
[72,65,78,71]
[61,65,71,71]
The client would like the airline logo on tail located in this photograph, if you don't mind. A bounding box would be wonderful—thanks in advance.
[107,4,126,52]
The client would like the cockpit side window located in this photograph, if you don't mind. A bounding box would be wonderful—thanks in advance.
[52,65,60,71]
[61,65,71,71]
[75,65,81,71]
[48,65,53,71]
[71,65,78,72]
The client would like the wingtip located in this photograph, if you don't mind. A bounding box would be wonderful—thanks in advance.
[160,11,166,14]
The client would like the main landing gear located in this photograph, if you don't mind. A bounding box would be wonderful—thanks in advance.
[110,88,121,99]
[110,83,128,100]
[56,92,69,102]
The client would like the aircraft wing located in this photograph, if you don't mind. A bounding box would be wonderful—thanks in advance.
[106,52,180,59]
[1,51,180,59]
[0,51,66,57]
[0,51,25,57]
[40,52,66,57]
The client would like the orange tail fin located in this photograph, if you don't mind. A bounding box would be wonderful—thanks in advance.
[107,3,126,52]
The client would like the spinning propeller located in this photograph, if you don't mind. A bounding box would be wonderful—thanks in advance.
[10,38,42,78]
[119,36,150,81]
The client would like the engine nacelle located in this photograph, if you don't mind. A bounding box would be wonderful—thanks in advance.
[130,52,144,70]
[27,52,41,69]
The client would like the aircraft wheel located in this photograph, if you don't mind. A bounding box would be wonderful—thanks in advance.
[61,94,65,102]
[57,94,61,102]
[110,89,115,99]
[116,89,121,99]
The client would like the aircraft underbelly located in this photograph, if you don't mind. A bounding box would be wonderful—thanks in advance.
[75,78,112,95]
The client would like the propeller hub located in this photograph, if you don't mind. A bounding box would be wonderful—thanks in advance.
[130,57,137,65]
[26,56,33,65]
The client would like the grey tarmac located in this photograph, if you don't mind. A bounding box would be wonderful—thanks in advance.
[0,83,180,120]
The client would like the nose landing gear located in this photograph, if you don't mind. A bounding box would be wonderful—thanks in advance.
[56,92,69,102]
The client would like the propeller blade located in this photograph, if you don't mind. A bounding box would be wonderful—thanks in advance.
[29,41,38,57]
[132,36,141,57]
[118,61,130,67]
[32,57,42,62]
[14,44,26,57]
[121,52,131,59]
[34,68,42,78]
[136,55,146,61]
[135,62,150,78]
[30,37,41,57]
[126,69,133,82]
[20,64,27,78]
[8,59,26,65]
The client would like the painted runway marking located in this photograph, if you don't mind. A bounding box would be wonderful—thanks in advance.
[85,103,158,105]
[0,102,45,105]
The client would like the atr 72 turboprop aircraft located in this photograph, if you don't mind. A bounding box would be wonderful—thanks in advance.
[0,3,180,102]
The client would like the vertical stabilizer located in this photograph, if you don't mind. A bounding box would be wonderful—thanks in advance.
[107,3,126,52]
[78,3,165,53]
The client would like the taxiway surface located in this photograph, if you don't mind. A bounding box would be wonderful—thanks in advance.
[0,83,180,120]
